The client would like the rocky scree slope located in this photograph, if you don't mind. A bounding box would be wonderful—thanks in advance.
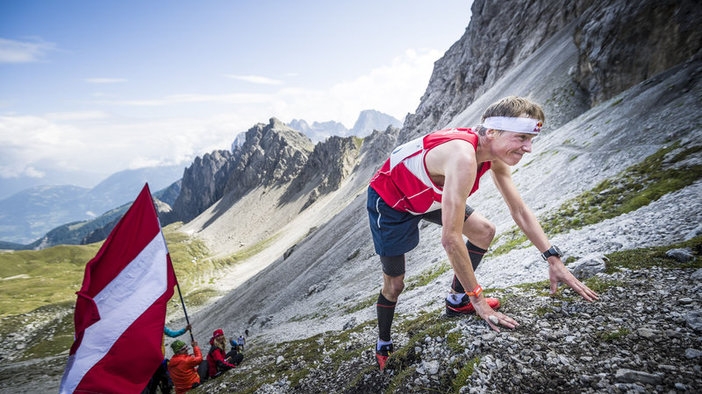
[194,260,702,394]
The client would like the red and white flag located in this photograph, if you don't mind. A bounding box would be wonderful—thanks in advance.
[60,184,176,393]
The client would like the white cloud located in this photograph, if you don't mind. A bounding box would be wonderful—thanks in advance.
[0,37,56,63]
[0,47,442,183]
[225,74,284,85]
[264,48,441,126]
[85,78,127,84]
[45,111,110,121]
[0,115,84,178]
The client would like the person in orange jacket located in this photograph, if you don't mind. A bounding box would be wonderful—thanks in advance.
[167,339,202,394]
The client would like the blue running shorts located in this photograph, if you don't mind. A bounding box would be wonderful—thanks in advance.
[367,186,475,257]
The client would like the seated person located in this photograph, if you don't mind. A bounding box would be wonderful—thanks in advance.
[228,339,244,365]
[206,329,237,378]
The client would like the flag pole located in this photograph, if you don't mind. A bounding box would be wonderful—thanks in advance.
[176,281,194,342]
[147,184,194,343]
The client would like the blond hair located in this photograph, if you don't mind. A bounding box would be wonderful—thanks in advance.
[214,334,227,351]
[476,96,545,135]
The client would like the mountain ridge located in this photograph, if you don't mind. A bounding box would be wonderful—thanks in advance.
[0,165,183,245]
[288,109,402,143]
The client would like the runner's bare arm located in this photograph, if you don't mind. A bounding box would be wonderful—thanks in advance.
[427,141,519,330]
[491,161,598,302]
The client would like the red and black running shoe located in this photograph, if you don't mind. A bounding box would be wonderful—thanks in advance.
[446,295,500,317]
[375,343,393,372]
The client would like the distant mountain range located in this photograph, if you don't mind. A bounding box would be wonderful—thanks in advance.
[287,109,402,142]
[0,165,183,246]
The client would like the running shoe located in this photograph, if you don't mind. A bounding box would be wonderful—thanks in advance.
[375,343,393,372]
[445,295,500,317]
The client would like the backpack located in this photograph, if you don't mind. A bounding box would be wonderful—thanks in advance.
[197,358,209,381]
[198,345,222,381]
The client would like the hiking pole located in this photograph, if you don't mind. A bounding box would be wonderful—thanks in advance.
[176,281,194,342]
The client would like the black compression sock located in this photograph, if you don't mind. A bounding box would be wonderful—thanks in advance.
[376,291,396,342]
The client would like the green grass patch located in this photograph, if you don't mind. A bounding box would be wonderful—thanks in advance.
[0,244,100,317]
[0,223,215,317]
[345,294,377,314]
[211,234,279,266]
[513,280,551,295]
[604,235,702,272]
[598,328,630,342]
[582,276,622,294]
[0,301,75,360]
[452,356,480,393]
[534,305,553,317]
[541,142,702,234]
[491,228,528,256]
[491,143,701,258]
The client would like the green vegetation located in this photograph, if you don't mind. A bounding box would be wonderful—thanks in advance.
[0,301,76,360]
[453,356,480,392]
[352,136,363,150]
[598,328,630,342]
[541,143,702,234]
[0,222,216,318]
[491,229,528,256]
[582,276,623,294]
[0,244,101,316]
[345,294,376,314]
[603,235,702,271]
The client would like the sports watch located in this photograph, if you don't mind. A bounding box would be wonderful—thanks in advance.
[541,245,562,261]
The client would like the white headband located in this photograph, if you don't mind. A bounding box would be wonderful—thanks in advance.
[481,117,542,134]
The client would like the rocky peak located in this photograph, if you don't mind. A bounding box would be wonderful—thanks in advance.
[359,125,401,169]
[166,149,234,224]
[402,0,700,141]
[282,135,362,209]
[287,119,347,143]
[288,110,402,142]
[350,109,402,138]
[402,0,593,139]
[223,118,314,201]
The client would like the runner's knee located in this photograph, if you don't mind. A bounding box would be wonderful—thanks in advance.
[383,276,405,300]
[464,216,495,246]
[483,221,496,243]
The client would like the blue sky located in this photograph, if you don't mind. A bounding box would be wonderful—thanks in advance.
[0,0,471,196]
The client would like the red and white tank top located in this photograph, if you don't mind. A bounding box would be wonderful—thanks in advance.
[369,128,491,214]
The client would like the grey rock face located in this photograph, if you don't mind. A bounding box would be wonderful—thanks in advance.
[282,135,362,208]
[402,0,701,140]
[223,118,314,201]
[402,0,593,139]
[573,0,702,106]
[167,149,234,223]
